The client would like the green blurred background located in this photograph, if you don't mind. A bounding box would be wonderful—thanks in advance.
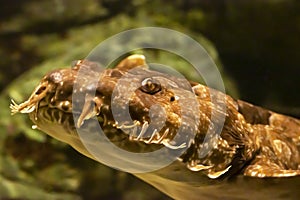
[0,0,299,199]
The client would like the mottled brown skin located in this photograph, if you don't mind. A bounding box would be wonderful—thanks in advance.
[11,55,300,199]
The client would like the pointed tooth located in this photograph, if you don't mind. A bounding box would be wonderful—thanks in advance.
[135,121,148,139]
[103,114,108,126]
[117,120,140,129]
[162,141,187,149]
[207,166,232,179]
[58,111,63,124]
[131,125,138,137]
[145,129,159,144]
[157,128,169,143]
[187,163,212,172]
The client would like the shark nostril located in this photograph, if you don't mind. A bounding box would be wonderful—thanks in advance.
[35,86,47,95]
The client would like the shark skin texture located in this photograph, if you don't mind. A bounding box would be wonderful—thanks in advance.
[11,55,300,200]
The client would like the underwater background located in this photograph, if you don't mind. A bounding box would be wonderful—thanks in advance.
[0,0,299,199]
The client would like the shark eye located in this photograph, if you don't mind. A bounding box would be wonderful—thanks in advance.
[140,78,161,94]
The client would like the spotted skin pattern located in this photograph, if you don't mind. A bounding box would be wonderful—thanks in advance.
[11,55,300,199]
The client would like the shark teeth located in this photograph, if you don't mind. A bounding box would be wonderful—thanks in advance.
[76,94,103,128]
[135,121,149,140]
[116,120,186,149]
[116,120,141,129]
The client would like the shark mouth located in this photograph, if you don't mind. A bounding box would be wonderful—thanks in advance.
[10,92,187,150]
